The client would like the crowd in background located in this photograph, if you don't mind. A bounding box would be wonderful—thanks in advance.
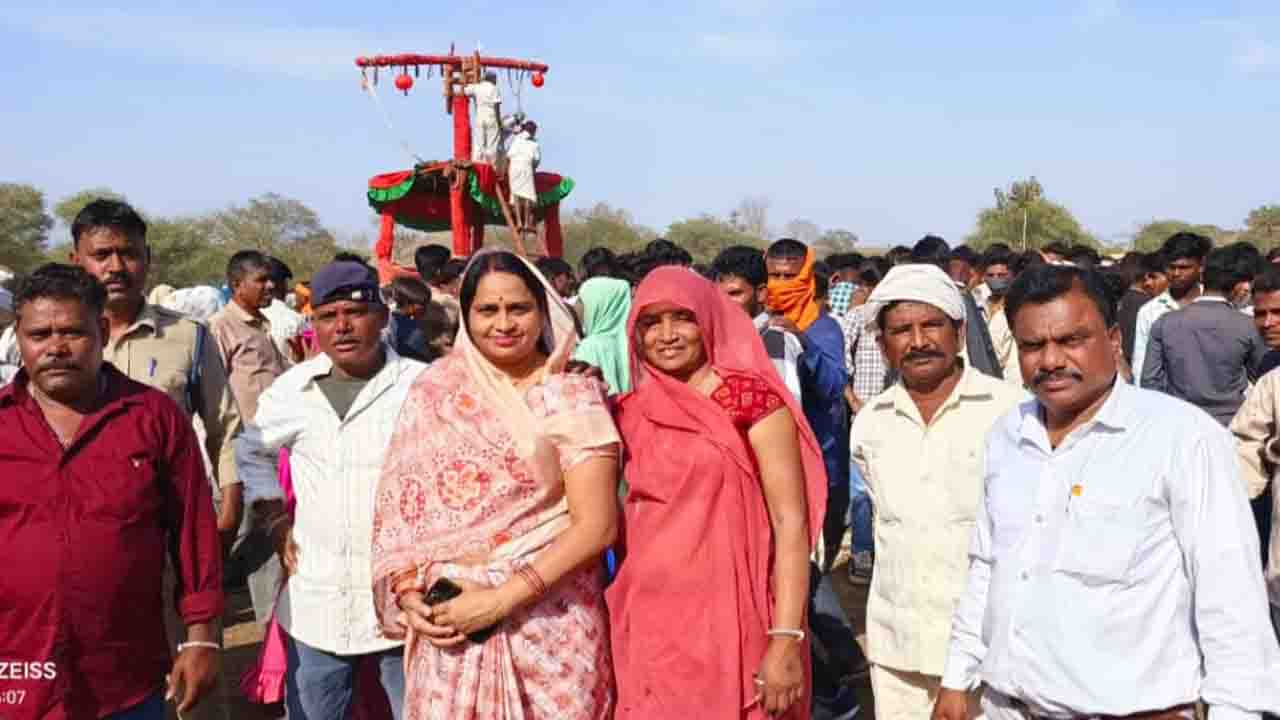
[1,198,1280,720]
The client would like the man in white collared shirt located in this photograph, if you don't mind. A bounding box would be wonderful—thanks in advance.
[935,264,1280,720]
[853,264,1024,720]
[238,261,426,720]
[261,256,306,365]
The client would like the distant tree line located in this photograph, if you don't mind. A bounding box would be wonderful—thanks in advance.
[3,180,1277,288]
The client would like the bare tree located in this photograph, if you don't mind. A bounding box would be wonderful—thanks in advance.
[729,196,771,241]
[782,219,822,246]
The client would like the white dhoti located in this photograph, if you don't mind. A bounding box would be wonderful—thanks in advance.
[508,162,536,202]
[506,133,541,202]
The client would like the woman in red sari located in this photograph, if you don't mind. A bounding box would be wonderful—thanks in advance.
[371,250,620,720]
[608,266,828,720]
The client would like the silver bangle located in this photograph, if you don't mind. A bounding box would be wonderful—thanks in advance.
[766,628,806,641]
[177,640,221,652]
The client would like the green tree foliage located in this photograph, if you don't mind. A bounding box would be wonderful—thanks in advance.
[665,215,761,262]
[967,177,1097,251]
[208,193,330,250]
[207,193,341,282]
[53,187,128,227]
[814,229,859,256]
[148,216,228,289]
[1244,205,1280,250]
[1131,220,1228,253]
[561,203,655,266]
[0,183,54,272]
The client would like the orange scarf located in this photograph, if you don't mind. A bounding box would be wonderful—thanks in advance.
[294,283,313,317]
[766,248,821,330]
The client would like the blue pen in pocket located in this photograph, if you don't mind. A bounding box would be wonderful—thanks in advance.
[149,358,157,377]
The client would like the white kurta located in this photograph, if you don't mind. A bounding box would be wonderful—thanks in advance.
[506,132,541,202]
[851,366,1025,677]
[463,80,501,124]
[463,81,502,161]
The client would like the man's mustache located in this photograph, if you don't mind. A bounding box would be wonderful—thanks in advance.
[902,349,945,363]
[103,273,132,287]
[1031,368,1084,386]
[38,360,79,372]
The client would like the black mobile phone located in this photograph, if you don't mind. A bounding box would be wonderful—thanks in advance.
[423,577,496,644]
[424,577,463,605]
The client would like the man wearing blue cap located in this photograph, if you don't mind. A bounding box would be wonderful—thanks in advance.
[236,260,427,719]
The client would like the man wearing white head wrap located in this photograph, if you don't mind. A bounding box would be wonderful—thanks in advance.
[851,262,1024,720]
[863,264,967,330]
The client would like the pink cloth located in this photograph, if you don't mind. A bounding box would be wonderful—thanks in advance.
[371,251,621,720]
[239,598,288,705]
[240,448,295,706]
[607,266,828,720]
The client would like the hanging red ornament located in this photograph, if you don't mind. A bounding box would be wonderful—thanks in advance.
[531,72,545,88]
[395,73,414,94]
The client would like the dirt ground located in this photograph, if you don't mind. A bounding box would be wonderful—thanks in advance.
[220,590,282,719]
[218,557,875,718]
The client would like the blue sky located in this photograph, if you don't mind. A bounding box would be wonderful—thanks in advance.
[3,1,1278,248]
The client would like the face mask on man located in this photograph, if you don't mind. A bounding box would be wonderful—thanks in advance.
[986,277,1012,295]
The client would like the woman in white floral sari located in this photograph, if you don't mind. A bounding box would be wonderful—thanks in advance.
[371,250,619,720]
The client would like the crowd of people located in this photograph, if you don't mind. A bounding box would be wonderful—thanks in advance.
[1,197,1279,720]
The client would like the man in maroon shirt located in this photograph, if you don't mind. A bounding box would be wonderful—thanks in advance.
[0,264,223,719]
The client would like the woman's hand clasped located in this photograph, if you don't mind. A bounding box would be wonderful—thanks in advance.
[755,637,805,717]
[431,577,510,637]
[396,590,466,648]
[397,577,509,648]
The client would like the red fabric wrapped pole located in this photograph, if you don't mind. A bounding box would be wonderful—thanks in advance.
[450,93,472,256]
[543,203,563,258]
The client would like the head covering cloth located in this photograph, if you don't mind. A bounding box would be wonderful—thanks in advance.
[294,282,313,317]
[571,277,632,395]
[862,263,965,333]
[765,246,821,330]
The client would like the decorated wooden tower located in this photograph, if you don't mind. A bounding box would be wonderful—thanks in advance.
[356,50,573,284]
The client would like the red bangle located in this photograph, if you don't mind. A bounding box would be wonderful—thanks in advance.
[516,565,547,597]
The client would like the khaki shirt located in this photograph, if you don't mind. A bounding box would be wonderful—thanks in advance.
[1229,369,1280,605]
[852,365,1025,676]
[209,301,288,425]
[104,303,242,487]
[987,306,1021,385]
